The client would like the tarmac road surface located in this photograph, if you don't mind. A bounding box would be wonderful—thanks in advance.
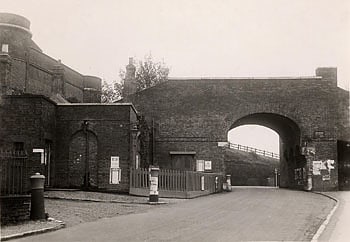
[13,187,335,242]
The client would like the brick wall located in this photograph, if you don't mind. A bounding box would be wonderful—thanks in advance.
[55,104,138,192]
[0,195,31,224]
[0,95,57,190]
[126,73,349,191]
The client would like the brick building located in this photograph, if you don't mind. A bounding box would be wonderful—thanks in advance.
[123,68,350,191]
[1,12,349,195]
[0,13,141,194]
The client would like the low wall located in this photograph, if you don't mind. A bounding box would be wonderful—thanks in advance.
[0,195,31,224]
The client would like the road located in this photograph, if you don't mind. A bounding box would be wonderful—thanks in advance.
[13,188,335,242]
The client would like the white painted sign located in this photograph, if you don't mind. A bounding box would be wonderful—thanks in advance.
[110,168,121,184]
[217,142,228,147]
[33,148,45,164]
[204,160,212,170]
[313,161,322,175]
[110,156,119,168]
[196,160,204,172]
[150,176,159,195]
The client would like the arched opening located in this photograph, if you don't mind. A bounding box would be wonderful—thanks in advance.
[226,113,304,189]
[68,130,98,188]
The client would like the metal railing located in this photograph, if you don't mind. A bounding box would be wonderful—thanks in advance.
[226,142,280,159]
[0,150,28,195]
[130,168,224,193]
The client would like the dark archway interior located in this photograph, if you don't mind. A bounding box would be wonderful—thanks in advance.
[229,113,304,188]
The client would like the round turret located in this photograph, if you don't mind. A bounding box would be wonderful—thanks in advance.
[0,12,42,58]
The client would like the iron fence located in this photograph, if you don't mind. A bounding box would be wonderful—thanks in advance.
[0,150,28,195]
[227,142,280,159]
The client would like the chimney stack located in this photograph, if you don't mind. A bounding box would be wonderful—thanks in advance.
[316,67,337,86]
[123,57,137,98]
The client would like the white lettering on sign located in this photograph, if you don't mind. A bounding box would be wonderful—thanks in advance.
[204,161,212,170]
[111,156,119,168]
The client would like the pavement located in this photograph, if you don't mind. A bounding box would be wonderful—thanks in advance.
[8,188,335,242]
[318,191,350,242]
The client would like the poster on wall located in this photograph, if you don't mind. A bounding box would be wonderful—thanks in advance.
[204,161,212,171]
[196,160,204,172]
[312,161,322,175]
[111,156,119,168]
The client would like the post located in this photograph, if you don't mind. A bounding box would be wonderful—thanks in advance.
[226,174,232,191]
[274,168,278,187]
[149,166,159,204]
[30,173,45,220]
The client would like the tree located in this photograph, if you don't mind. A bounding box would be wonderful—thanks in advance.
[134,54,169,91]
[101,54,170,102]
[101,80,123,103]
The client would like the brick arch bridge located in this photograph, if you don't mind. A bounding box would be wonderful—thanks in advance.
[124,67,349,191]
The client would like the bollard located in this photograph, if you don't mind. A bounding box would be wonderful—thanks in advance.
[30,173,46,220]
[149,166,159,203]
[226,174,232,191]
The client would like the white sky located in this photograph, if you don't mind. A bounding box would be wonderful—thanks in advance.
[228,126,280,154]
[2,0,349,153]
[2,0,349,90]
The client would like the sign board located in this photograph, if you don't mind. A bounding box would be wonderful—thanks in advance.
[33,148,45,164]
[313,161,322,175]
[150,176,159,195]
[196,160,204,172]
[217,142,228,147]
[110,168,121,184]
[204,160,212,171]
[111,156,119,168]
[301,147,315,156]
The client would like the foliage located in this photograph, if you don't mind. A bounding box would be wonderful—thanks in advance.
[101,80,123,103]
[101,54,169,103]
[134,54,169,91]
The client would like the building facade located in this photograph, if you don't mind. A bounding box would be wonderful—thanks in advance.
[0,13,141,193]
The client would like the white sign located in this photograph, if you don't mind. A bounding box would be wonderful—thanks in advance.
[217,142,228,147]
[204,160,212,170]
[111,156,119,168]
[33,148,45,164]
[196,160,204,172]
[33,148,44,153]
[110,168,121,184]
[150,176,158,195]
[313,161,322,175]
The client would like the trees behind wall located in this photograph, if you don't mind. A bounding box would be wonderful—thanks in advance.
[101,54,170,103]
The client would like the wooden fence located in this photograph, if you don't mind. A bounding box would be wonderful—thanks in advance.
[227,142,280,159]
[0,150,28,195]
[130,168,224,198]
